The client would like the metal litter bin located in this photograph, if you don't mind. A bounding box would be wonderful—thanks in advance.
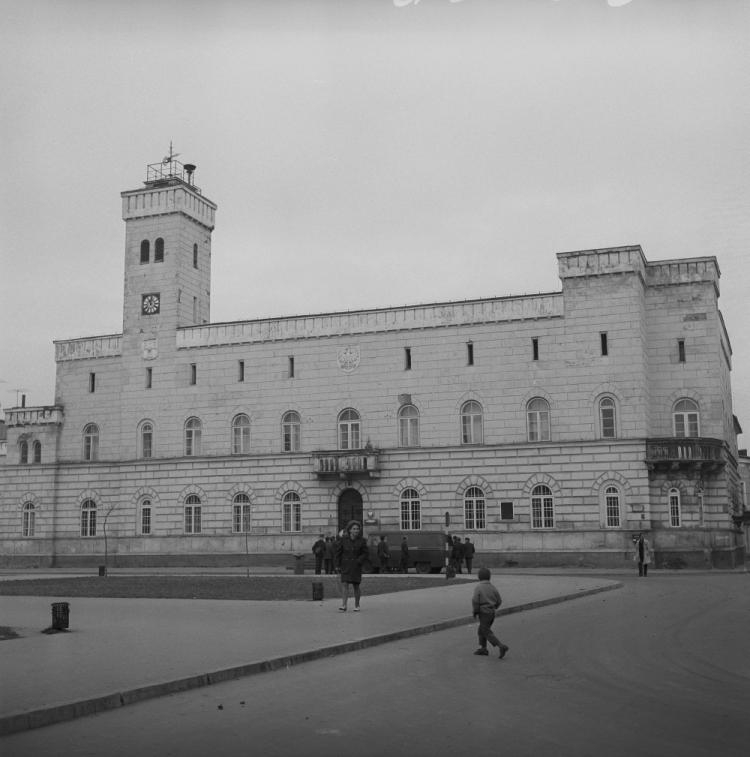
[312,581,324,601]
[98,565,107,577]
[293,554,305,575]
[51,602,70,631]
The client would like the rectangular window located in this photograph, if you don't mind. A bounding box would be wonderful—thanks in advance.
[282,502,301,532]
[532,338,539,361]
[600,332,608,356]
[146,367,152,389]
[467,342,474,366]
[238,360,245,382]
[678,339,686,363]
[288,356,295,378]
[141,506,151,535]
[500,501,514,521]
[404,347,411,370]
[233,505,252,533]
[669,493,681,527]
[185,506,202,534]
[190,364,197,385]
[89,373,96,393]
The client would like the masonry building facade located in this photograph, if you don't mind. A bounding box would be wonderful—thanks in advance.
[1,157,746,569]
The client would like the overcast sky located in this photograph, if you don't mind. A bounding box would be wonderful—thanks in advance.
[1,0,749,444]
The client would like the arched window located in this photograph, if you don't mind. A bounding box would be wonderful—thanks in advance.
[527,398,551,442]
[282,491,301,532]
[338,408,361,450]
[184,494,202,534]
[185,417,202,456]
[460,401,483,445]
[140,499,152,535]
[398,405,420,447]
[32,440,42,464]
[83,423,99,461]
[140,239,150,264]
[81,499,97,537]
[19,441,28,464]
[22,502,35,537]
[464,486,486,529]
[140,421,153,459]
[604,485,621,528]
[154,237,164,262]
[599,397,616,439]
[673,399,699,438]
[232,414,251,455]
[669,488,681,527]
[531,484,554,529]
[282,411,301,452]
[233,493,251,533]
[400,488,421,530]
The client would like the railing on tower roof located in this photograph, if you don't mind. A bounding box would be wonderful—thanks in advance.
[145,156,201,194]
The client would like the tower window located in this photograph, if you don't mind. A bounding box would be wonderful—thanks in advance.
[190,364,197,385]
[146,367,152,389]
[289,356,295,378]
[678,339,686,363]
[467,342,474,366]
[193,243,198,269]
[600,332,608,356]
[404,348,411,371]
[155,237,164,263]
[140,239,150,264]
[532,338,539,361]
[238,360,245,382]
[89,372,96,393]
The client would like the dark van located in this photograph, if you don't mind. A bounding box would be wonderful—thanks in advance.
[366,530,448,574]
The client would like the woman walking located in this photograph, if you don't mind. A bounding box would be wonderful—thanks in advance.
[334,520,369,611]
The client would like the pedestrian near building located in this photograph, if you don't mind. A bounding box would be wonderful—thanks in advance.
[463,537,475,574]
[451,535,464,574]
[323,536,335,575]
[471,567,509,659]
[634,533,652,577]
[400,536,410,573]
[334,520,369,611]
[377,535,391,573]
[312,534,326,575]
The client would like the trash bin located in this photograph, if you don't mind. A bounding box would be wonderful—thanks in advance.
[98,565,107,577]
[312,581,324,601]
[51,602,70,631]
[293,554,305,575]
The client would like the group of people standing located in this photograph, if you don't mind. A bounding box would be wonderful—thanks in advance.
[450,535,476,574]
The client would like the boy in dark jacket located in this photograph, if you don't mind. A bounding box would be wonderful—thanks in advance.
[471,567,509,659]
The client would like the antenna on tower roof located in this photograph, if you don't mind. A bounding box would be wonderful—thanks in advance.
[162,140,180,165]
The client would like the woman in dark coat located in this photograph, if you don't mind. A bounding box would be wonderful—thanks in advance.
[334,520,369,611]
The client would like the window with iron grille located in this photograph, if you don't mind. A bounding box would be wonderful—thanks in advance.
[400,488,421,530]
[531,484,554,529]
[605,486,621,527]
[669,488,681,527]
[464,486,486,529]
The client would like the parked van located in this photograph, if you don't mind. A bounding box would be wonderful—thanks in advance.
[366,530,448,574]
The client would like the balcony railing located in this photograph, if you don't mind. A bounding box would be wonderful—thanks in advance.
[312,450,380,478]
[645,437,726,472]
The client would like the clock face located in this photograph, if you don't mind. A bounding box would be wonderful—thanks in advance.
[141,293,160,314]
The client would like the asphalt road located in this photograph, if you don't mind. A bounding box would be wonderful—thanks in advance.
[3,573,748,757]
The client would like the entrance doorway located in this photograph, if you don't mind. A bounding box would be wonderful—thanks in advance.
[338,488,363,534]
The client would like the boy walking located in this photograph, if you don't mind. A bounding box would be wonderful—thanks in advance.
[471,567,509,659]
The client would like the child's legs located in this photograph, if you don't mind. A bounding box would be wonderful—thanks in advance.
[478,610,500,648]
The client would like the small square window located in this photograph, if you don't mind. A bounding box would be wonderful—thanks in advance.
[500,501,514,520]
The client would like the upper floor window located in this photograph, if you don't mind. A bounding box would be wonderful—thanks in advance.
[193,243,198,269]
[140,421,153,459]
[282,411,301,452]
[185,417,202,456]
[184,494,202,534]
[232,414,251,455]
[81,499,97,537]
[89,372,96,393]
[338,408,361,450]
[599,397,616,439]
[22,502,36,537]
[19,440,28,464]
[83,423,99,461]
[669,487,681,527]
[464,486,486,529]
[233,493,252,533]
[398,405,420,447]
[604,486,621,528]
[400,488,422,530]
[467,341,474,366]
[282,491,301,532]
[33,440,42,463]
[673,399,699,437]
[154,237,164,262]
[140,239,150,264]
[531,484,554,529]
[527,398,550,442]
[460,400,483,445]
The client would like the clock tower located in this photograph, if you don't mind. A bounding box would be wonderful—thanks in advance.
[120,151,217,344]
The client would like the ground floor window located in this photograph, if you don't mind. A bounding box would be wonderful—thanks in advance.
[185,495,202,534]
[531,485,554,529]
[605,486,621,528]
[140,500,152,535]
[669,488,681,527]
[400,489,421,530]
[81,499,97,537]
[233,493,252,533]
[282,492,301,532]
[464,486,486,529]
[22,502,36,537]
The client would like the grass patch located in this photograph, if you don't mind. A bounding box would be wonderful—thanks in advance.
[0,575,473,601]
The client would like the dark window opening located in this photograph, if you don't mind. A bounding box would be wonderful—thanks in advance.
[289,356,295,378]
[467,342,474,366]
[238,360,245,382]
[678,339,686,363]
[146,367,152,389]
[155,237,164,262]
[89,372,96,393]
[193,243,198,269]
[190,364,197,385]
[405,347,412,370]
[140,239,150,264]
[500,501,514,520]
[532,338,539,361]
[600,332,608,356]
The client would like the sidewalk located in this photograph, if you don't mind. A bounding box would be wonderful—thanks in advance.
[0,571,622,736]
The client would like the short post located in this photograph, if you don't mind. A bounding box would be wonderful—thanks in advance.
[51,602,70,631]
[312,581,324,601]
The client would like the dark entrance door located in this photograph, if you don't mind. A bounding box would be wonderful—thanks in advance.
[338,488,363,533]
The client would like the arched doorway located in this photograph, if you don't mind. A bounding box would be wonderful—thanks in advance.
[338,488,363,533]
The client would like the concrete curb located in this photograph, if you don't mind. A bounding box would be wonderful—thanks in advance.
[0,581,621,736]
